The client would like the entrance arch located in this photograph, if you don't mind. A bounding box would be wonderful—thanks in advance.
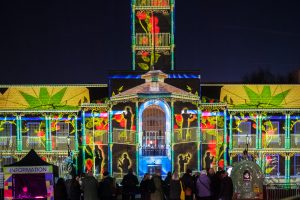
[138,100,171,176]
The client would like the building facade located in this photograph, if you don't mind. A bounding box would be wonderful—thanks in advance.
[0,0,299,183]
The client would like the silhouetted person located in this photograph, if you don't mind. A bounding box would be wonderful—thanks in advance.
[169,172,181,200]
[98,171,116,200]
[81,171,98,200]
[121,168,139,200]
[69,176,81,200]
[54,178,68,200]
[164,171,172,200]
[123,107,133,130]
[207,168,219,200]
[195,170,211,200]
[218,170,233,200]
[179,154,190,173]
[94,145,103,174]
[181,169,194,200]
[205,152,214,171]
[182,109,193,140]
[119,154,130,173]
[140,173,151,200]
[150,169,164,200]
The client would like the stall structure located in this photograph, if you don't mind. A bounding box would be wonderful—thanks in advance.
[3,149,58,200]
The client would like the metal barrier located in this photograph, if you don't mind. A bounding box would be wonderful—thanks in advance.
[264,183,300,200]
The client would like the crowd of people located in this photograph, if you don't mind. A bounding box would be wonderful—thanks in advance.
[54,168,233,200]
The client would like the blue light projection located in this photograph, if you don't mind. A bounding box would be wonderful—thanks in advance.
[138,100,171,175]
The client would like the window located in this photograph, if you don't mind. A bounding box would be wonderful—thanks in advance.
[238,122,251,145]
[294,122,300,145]
[0,122,12,145]
[266,121,280,143]
[56,122,69,144]
[294,154,300,176]
[265,154,279,176]
[27,122,41,145]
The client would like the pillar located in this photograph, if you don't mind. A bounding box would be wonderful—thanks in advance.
[16,115,22,151]
[108,108,113,176]
[223,110,227,169]
[135,101,139,176]
[171,101,175,172]
[197,108,202,171]
[81,111,86,172]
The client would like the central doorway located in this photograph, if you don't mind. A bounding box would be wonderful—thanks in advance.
[138,100,171,176]
[142,105,166,156]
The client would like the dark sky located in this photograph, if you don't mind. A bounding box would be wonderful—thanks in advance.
[1,0,300,84]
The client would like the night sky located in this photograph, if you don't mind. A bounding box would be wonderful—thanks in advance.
[1,0,300,84]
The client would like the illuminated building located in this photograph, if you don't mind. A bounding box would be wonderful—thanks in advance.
[0,0,299,184]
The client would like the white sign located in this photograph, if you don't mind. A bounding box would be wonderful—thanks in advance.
[4,166,52,174]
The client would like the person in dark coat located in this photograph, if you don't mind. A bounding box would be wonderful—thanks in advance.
[207,168,219,200]
[54,178,68,200]
[69,176,81,200]
[169,172,181,200]
[140,173,151,200]
[164,171,172,200]
[218,170,233,200]
[181,169,194,200]
[150,169,164,200]
[121,168,139,200]
[81,171,98,200]
[99,171,116,200]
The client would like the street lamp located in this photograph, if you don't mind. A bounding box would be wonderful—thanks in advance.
[67,135,71,156]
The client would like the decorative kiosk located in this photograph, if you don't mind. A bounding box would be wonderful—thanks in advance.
[3,149,58,200]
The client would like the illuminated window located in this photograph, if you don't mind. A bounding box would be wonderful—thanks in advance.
[294,122,300,145]
[56,122,69,144]
[294,154,300,176]
[265,154,279,176]
[0,123,12,146]
[27,122,41,145]
[142,105,166,156]
[238,122,251,145]
[27,122,40,136]
[266,121,280,143]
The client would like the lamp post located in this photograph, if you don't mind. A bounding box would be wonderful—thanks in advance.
[67,135,71,157]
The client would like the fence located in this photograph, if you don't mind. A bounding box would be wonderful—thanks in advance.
[264,183,300,200]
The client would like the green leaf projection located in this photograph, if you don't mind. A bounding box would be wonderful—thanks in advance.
[220,85,294,108]
[20,87,68,109]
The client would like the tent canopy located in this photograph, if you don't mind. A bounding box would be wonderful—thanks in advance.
[5,149,59,177]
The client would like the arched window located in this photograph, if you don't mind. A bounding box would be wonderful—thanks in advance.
[142,105,166,156]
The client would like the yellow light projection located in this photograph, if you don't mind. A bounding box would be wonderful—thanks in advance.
[220,85,300,108]
[118,152,132,174]
[177,153,192,174]
[0,86,90,110]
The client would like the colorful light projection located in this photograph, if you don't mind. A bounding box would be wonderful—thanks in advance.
[118,153,132,173]
[219,85,300,108]
[4,166,54,200]
[201,111,225,169]
[177,153,192,173]
[174,108,197,141]
[84,112,108,174]
[138,100,171,175]
[132,0,174,71]
[0,87,90,110]
[112,144,136,176]
[174,143,197,173]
